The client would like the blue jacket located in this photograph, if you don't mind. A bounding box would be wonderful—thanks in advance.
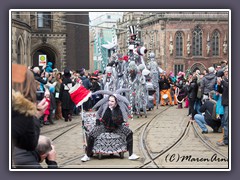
[213,94,225,115]
[45,62,53,73]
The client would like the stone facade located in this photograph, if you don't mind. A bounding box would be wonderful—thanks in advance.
[11,11,89,71]
[117,11,229,75]
[11,11,32,66]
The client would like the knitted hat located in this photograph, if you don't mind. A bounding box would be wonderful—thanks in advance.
[64,69,71,77]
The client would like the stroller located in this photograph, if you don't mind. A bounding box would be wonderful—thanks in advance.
[146,82,156,110]
[82,111,127,159]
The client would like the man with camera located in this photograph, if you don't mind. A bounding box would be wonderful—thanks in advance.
[13,135,58,169]
[216,67,229,146]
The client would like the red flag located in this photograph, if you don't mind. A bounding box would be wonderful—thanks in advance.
[69,83,91,107]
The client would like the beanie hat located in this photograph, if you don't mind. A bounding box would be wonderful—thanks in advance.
[64,69,71,77]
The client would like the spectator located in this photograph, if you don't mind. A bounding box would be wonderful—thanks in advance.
[32,66,48,89]
[59,69,75,122]
[54,72,63,120]
[186,75,198,120]
[216,68,229,146]
[194,91,221,134]
[13,135,58,169]
[79,68,92,111]
[201,66,217,103]
[45,62,53,73]
[12,64,48,152]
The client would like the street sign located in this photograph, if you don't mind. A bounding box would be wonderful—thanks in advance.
[39,55,47,66]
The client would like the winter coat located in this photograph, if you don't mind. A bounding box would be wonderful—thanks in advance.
[12,90,40,151]
[217,77,229,106]
[34,72,48,85]
[45,62,53,73]
[213,94,225,115]
[187,79,198,100]
[201,73,217,94]
[13,147,57,169]
[159,76,171,90]
[199,100,221,129]
[59,77,75,110]
[80,76,92,90]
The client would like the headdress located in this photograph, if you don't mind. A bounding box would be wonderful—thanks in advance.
[92,89,131,121]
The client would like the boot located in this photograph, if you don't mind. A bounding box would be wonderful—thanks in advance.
[217,128,224,142]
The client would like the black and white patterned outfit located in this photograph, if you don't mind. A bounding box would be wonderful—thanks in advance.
[86,105,133,156]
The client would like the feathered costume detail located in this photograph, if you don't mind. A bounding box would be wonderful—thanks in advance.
[92,89,131,121]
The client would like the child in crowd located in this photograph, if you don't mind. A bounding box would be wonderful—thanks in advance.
[43,88,51,125]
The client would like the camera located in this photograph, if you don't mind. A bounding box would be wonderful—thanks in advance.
[36,91,45,101]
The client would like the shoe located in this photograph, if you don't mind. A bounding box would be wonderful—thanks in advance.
[216,141,228,146]
[81,154,90,162]
[128,153,140,160]
[213,127,220,133]
[68,114,72,121]
[43,121,50,125]
[202,130,208,134]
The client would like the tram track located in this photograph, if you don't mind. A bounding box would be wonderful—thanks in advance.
[191,123,228,159]
[41,106,228,169]
[137,106,228,168]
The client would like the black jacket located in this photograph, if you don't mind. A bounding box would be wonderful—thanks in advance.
[59,77,75,110]
[187,79,198,99]
[12,91,40,151]
[34,73,48,85]
[159,76,171,90]
[199,100,221,129]
[217,77,229,106]
[13,147,58,169]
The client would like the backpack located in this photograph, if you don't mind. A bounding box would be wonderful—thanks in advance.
[209,99,217,120]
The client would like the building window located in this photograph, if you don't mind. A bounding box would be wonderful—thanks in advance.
[212,30,220,56]
[37,12,51,29]
[17,39,23,64]
[176,31,183,57]
[174,64,184,77]
[192,26,202,56]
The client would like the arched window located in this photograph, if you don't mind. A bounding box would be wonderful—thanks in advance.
[17,40,22,64]
[212,30,220,56]
[175,31,183,57]
[192,26,202,56]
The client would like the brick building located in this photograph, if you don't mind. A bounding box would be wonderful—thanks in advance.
[11,11,89,71]
[117,11,229,75]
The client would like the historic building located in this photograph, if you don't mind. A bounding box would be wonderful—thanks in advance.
[11,11,89,71]
[90,12,123,72]
[117,11,229,75]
